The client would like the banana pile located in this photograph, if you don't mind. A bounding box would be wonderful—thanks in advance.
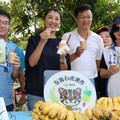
[31,100,88,120]
[84,96,120,120]
[31,96,120,120]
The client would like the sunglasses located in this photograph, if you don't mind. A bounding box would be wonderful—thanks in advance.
[113,26,120,32]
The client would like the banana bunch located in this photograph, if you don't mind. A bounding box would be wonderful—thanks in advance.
[31,96,120,120]
[84,96,120,120]
[84,107,104,120]
[94,96,120,109]
[31,101,64,120]
[84,106,120,120]
[31,100,89,120]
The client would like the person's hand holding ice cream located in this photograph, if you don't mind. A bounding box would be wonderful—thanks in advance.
[75,46,85,57]
[74,39,87,57]
[57,40,70,55]
[57,40,70,65]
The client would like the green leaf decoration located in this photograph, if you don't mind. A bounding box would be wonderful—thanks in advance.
[49,86,59,103]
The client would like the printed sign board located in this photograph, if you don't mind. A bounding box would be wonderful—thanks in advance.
[44,71,96,113]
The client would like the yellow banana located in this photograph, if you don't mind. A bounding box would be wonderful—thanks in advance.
[42,103,58,115]
[72,111,82,120]
[48,104,64,119]
[33,108,40,113]
[34,100,43,108]
[108,106,120,117]
[92,108,104,119]
[32,113,39,119]
[37,100,43,104]
[107,97,113,107]
[44,116,53,120]
[117,96,120,104]
[101,108,112,119]
[58,107,68,120]
[31,119,39,120]
[112,97,120,107]
[93,116,98,120]
[31,118,39,120]
[31,111,36,117]
[53,117,58,120]
[33,110,41,116]
[39,102,52,110]
[39,113,46,120]
[94,97,105,109]
[110,110,120,120]
[66,111,74,120]
[100,97,108,109]
[84,107,93,120]
[77,111,89,120]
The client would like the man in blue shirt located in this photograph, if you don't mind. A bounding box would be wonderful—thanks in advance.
[0,9,25,111]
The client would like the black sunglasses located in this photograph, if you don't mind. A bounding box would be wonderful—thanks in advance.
[113,26,120,32]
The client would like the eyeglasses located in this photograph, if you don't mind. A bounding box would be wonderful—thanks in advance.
[113,26,120,32]
[78,16,92,19]
[0,20,10,26]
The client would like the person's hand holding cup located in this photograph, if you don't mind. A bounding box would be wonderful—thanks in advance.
[8,52,17,64]
[9,52,20,70]
[109,64,119,75]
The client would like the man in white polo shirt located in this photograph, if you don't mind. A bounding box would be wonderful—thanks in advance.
[62,4,104,86]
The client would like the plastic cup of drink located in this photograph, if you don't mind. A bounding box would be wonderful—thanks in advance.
[8,52,16,63]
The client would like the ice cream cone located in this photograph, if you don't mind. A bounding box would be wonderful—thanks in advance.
[80,40,87,49]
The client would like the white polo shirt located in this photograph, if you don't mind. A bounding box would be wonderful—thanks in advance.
[62,30,104,79]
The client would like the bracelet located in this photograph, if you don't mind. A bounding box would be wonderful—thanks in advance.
[60,58,66,64]
[22,91,27,95]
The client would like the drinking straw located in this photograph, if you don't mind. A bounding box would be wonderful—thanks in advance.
[66,34,71,44]
[14,43,19,53]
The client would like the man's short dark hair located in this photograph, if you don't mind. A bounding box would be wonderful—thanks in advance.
[74,4,92,18]
[0,9,10,22]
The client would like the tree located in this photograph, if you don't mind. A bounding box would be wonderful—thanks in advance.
[1,0,120,51]
[92,0,120,31]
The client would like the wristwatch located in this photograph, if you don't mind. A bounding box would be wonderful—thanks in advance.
[22,91,27,95]
[60,58,66,64]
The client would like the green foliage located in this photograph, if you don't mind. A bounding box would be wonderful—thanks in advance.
[9,35,29,51]
[92,0,120,31]
[19,41,28,51]
[1,0,120,48]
